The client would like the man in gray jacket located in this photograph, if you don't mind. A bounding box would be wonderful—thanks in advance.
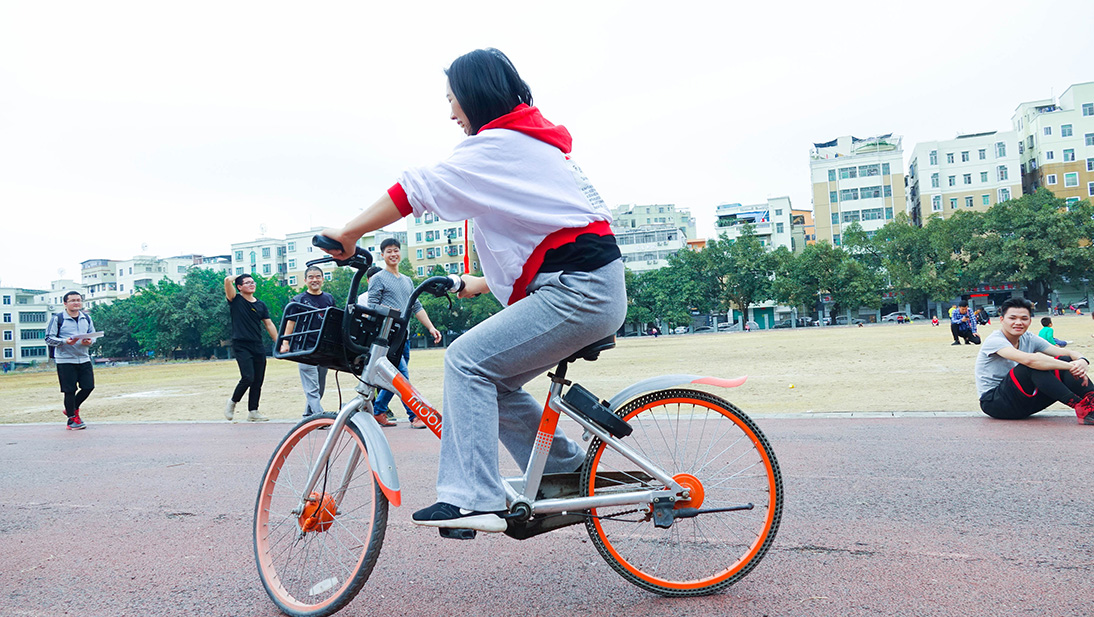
[44,291,96,430]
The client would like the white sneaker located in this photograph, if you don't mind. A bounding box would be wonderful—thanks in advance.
[224,399,236,421]
[247,409,269,422]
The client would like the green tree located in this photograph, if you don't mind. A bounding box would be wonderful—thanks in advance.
[967,189,1094,308]
[251,274,298,336]
[89,300,141,358]
[702,226,775,319]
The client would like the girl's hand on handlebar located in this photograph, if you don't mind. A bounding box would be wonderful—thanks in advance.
[317,228,358,260]
[457,275,488,299]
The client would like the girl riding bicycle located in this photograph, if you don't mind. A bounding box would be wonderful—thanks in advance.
[320,48,626,532]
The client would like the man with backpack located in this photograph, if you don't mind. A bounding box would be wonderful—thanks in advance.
[44,291,96,430]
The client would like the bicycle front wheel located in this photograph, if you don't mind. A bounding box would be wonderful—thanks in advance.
[581,388,783,596]
[254,413,388,617]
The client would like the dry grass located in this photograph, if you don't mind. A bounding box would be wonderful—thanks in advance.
[4,314,1092,424]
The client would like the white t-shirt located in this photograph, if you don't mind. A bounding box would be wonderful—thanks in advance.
[974,330,1052,396]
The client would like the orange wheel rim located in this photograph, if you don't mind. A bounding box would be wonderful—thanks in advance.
[298,491,338,533]
[673,473,705,509]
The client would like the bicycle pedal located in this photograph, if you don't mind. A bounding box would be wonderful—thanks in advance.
[439,527,477,540]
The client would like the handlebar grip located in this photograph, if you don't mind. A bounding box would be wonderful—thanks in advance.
[312,235,344,253]
[447,274,465,294]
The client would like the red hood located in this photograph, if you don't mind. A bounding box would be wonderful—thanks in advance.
[478,104,573,154]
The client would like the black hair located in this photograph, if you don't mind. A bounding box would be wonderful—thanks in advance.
[1040,316,1052,326]
[445,48,532,135]
[380,238,401,252]
[63,291,83,302]
[958,300,969,308]
[1000,297,1033,317]
[235,274,254,288]
[305,265,323,278]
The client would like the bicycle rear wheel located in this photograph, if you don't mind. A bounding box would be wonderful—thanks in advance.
[580,388,782,596]
[254,413,388,617]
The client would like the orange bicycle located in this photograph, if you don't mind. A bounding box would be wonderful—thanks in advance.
[253,236,783,616]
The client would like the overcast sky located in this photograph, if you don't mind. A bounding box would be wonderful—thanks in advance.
[2,0,1092,289]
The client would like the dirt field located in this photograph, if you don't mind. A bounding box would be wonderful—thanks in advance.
[4,314,1093,425]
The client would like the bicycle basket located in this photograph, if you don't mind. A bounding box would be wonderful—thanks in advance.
[274,303,362,373]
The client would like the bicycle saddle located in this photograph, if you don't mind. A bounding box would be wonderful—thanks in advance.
[563,335,616,363]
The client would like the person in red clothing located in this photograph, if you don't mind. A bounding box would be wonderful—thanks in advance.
[320,49,625,532]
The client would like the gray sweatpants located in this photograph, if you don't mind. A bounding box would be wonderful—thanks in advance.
[437,259,627,512]
[299,364,328,415]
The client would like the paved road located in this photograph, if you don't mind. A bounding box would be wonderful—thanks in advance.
[2,413,1091,617]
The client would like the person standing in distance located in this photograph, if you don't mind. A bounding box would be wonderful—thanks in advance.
[224,274,277,422]
[360,238,442,428]
[280,266,336,417]
[44,291,96,430]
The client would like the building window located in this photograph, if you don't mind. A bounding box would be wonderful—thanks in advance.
[832,235,840,246]
[249,251,256,264]
[859,164,880,177]
[1083,103,1094,116]
[235,267,243,275]
[829,191,838,203]
[2,313,9,323]
[235,250,243,261]
[884,185,892,197]
[3,331,11,341]
[20,329,45,340]
[1062,124,1073,137]
[932,196,942,212]
[324,272,332,281]
[1087,158,1094,172]
[1089,182,1094,197]
[948,176,956,187]
[416,249,423,259]
[980,171,988,183]
[3,348,11,359]
[262,264,271,275]
[288,276,296,286]
[1027,135,1035,149]
[978,149,986,160]
[982,194,990,206]
[963,174,972,185]
[931,173,939,188]
[831,213,839,225]
[1064,149,1076,162]
[950,198,958,210]
[288,259,296,269]
[827,169,836,181]
[995,142,1006,157]
[416,232,422,242]
[1064,172,1079,187]
[882,163,890,175]
[965,196,974,208]
[946,153,954,163]
[287,241,296,252]
[961,151,969,162]
[929,150,937,165]
[1086,133,1094,146]
[839,167,857,179]
[839,188,859,201]
[417,267,424,276]
[998,188,1011,202]
[997,166,1009,181]
[860,186,882,199]
[1043,127,1052,136]
[776,223,784,233]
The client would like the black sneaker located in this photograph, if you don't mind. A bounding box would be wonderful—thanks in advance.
[951,341,961,346]
[411,502,507,532]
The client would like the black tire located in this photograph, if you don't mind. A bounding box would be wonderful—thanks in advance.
[254,413,388,616]
[580,389,783,596]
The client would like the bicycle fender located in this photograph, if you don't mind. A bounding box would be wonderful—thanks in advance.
[348,413,402,507]
[605,375,747,412]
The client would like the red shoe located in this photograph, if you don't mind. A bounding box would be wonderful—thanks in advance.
[67,413,86,430]
[1073,393,1094,425]
[374,413,396,427]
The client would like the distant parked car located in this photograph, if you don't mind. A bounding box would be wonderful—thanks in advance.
[694,326,715,333]
[772,319,793,329]
[716,322,734,331]
[673,326,688,334]
[835,316,866,326]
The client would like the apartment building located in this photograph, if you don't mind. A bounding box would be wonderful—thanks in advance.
[1013,81,1094,204]
[116,255,168,296]
[80,259,121,307]
[809,134,906,245]
[283,229,407,286]
[230,237,287,282]
[906,131,1021,225]
[406,213,477,277]
[714,197,794,249]
[1,287,50,365]
[610,204,696,273]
